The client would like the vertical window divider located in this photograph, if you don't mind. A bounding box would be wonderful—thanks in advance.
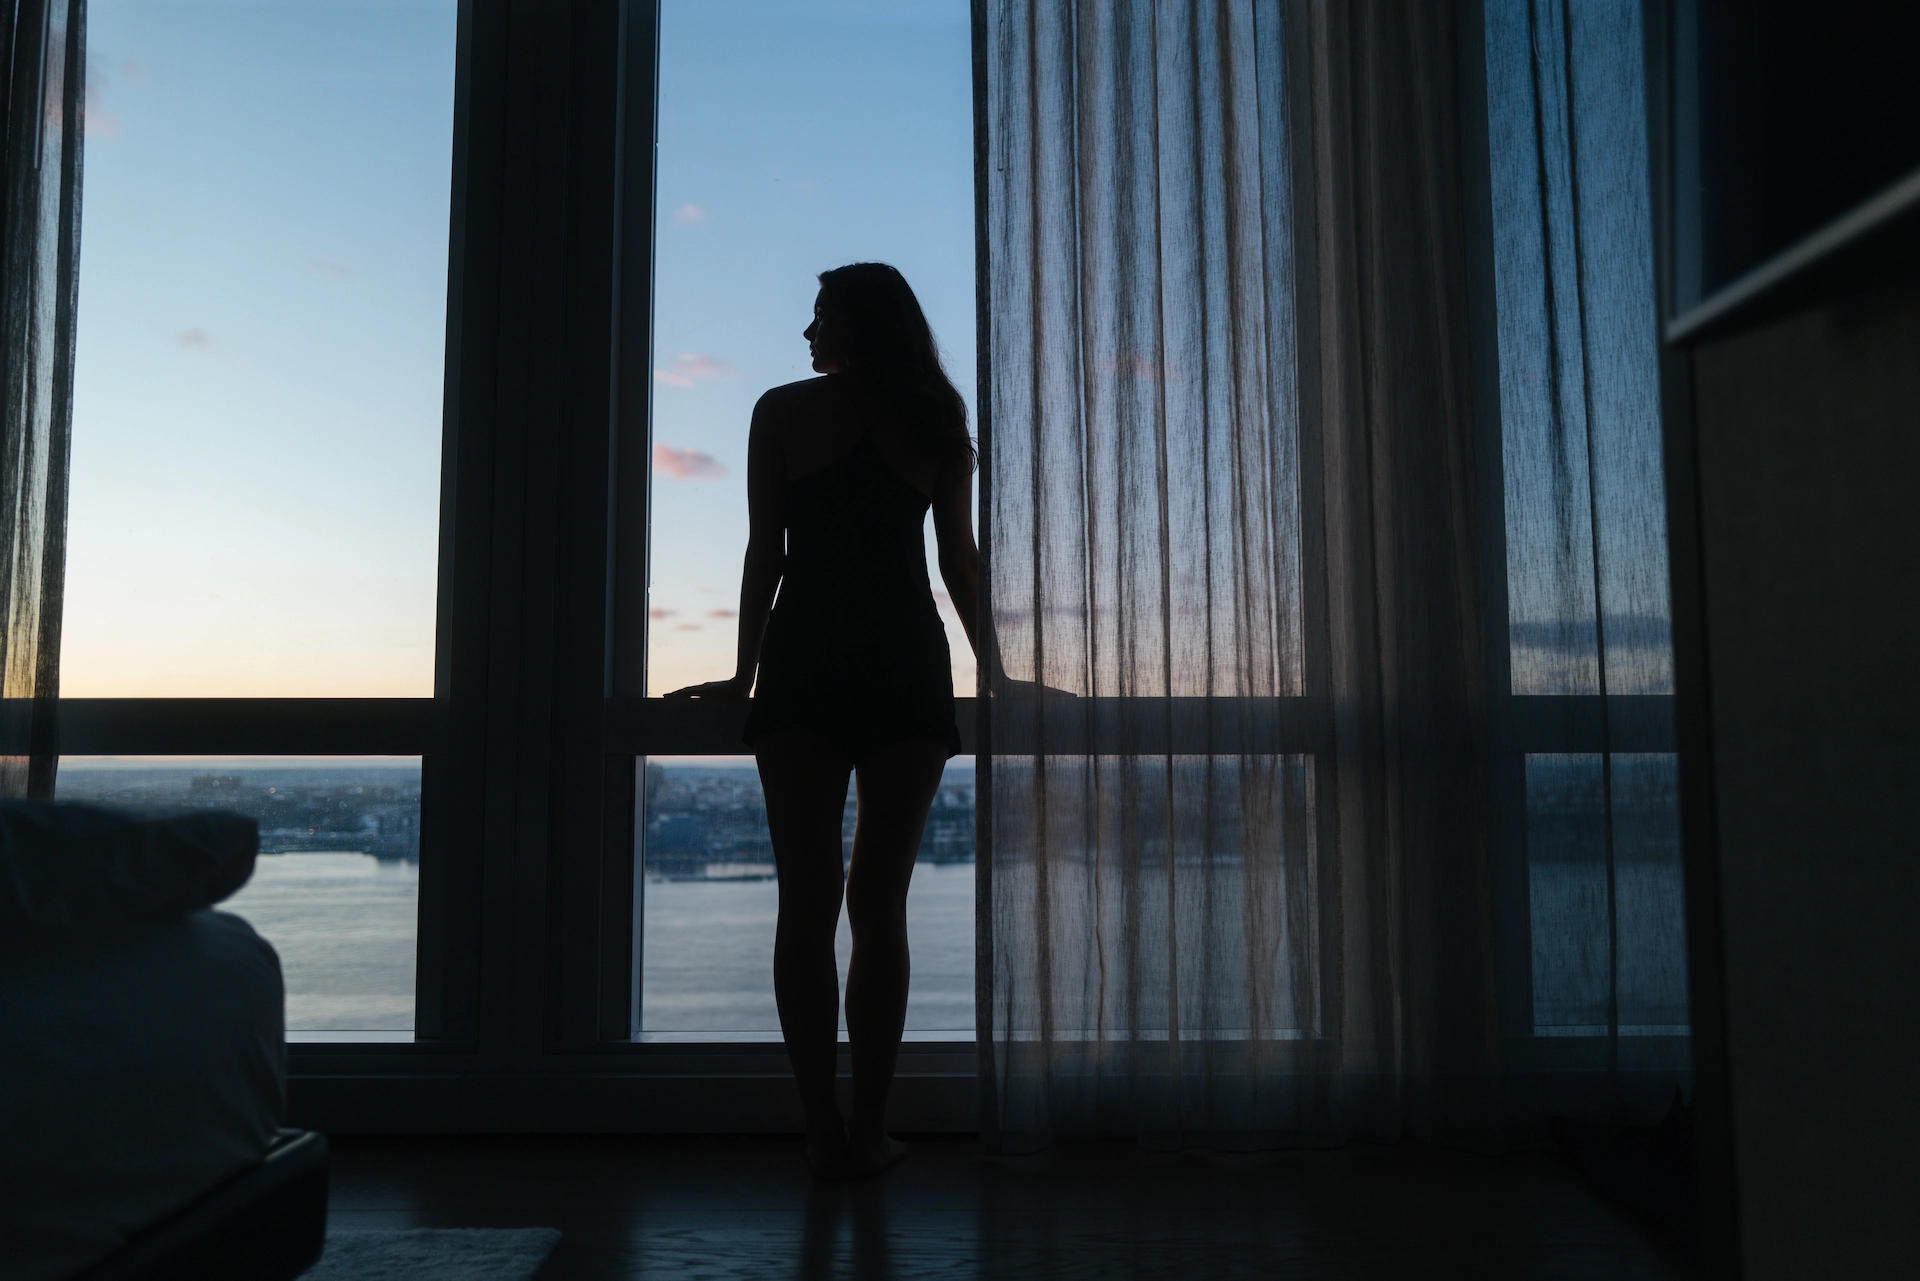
[1453,0,1536,1051]
[602,0,662,1044]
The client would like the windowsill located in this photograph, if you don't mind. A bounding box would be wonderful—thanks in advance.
[289,1029,415,1044]
[284,1039,978,1071]
[633,1030,974,1045]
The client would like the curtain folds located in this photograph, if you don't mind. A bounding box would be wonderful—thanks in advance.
[1484,0,1688,1080]
[0,0,83,798]
[979,0,1683,1153]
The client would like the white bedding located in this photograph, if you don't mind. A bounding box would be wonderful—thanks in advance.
[0,910,286,1281]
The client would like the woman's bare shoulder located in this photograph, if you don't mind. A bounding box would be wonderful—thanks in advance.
[755,376,838,418]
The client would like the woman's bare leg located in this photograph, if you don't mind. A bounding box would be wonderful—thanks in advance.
[843,737,948,1172]
[755,728,855,1173]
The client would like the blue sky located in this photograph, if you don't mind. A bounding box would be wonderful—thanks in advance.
[64,0,456,696]
[646,0,976,694]
[60,0,976,698]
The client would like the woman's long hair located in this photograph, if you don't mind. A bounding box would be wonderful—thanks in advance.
[817,262,973,462]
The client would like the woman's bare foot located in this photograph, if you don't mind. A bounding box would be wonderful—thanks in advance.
[845,1132,908,1178]
[805,1123,850,1180]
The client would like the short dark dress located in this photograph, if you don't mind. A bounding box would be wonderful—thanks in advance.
[744,432,963,760]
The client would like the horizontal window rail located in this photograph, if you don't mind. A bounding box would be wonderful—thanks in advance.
[48,694,1672,757]
[55,699,442,756]
[612,693,1673,757]
[1500,695,1676,753]
[980,696,1332,757]
[606,697,980,755]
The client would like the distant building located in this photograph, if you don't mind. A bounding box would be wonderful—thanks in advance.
[641,763,975,880]
[58,768,423,861]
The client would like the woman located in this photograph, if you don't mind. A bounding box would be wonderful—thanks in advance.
[666,262,978,1178]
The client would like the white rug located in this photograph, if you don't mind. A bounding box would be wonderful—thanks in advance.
[303,1228,562,1280]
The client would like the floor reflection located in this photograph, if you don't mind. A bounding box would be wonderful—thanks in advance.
[324,1135,1694,1280]
[795,1179,896,1281]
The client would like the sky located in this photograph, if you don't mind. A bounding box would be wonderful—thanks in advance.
[63,1,456,696]
[645,0,976,695]
[59,0,977,699]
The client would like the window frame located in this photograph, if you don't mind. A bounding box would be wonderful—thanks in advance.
[58,0,1681,1133]
[1456,0,1683,1076]
[57,0,982,1132]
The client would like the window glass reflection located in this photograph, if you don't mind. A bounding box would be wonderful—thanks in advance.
[56,756,422,1042]
[639,755,975,1041]
[1526,752,1688,1038]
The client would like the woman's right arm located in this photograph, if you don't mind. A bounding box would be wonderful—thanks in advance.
[663,393,785,699]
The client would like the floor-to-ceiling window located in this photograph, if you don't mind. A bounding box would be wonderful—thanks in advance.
[58,0,457,1041]
[40,0,1689,1131]
[1483,0,1689,1058]
[637,0,978,1042]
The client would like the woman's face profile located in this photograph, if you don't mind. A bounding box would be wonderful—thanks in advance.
[804,292,846,374]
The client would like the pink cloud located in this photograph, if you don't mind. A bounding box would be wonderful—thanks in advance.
[652,444,728,480]
[675,623,702,632]
[175,328,215,353]
[84,84,118,138]
[649,607,675,620]
[706,608,737,619]
[653,354,736,388]
[82,56,137,138]
[673,203,707,225]
[672,353,737,381]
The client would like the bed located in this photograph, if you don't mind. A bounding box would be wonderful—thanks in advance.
[0,803,323,1280]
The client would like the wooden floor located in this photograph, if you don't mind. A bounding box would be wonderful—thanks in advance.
[327,1134,1697,1280]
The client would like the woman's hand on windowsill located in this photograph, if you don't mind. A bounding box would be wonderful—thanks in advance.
[663,675,754,700]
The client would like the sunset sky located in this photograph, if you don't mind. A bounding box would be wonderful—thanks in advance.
[59,0,975,699]
[62,0,456,696]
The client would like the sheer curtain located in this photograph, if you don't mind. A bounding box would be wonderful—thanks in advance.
[977,0,1684,1152]
[0,0,85,798]
[1484,0,1688,1080]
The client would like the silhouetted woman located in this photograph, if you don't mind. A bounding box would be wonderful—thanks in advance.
[666,263,977,1178]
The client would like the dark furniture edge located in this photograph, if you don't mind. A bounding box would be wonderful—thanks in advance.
[71,1130,328,1281]
[1667,163,1920,346]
